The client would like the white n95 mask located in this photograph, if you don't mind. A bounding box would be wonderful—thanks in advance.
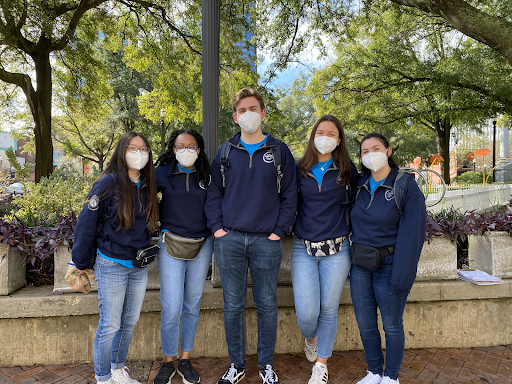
[126,151,149,170]
[176,150,198,168]
[314,136,338,155]
[238,111,262,134]
[362,151,389,172]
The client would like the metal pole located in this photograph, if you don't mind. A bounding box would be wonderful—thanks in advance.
[493,119,496,182]
[202,0,221,162]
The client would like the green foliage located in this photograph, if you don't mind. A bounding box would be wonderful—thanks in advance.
[455,171,493,185]
[308,2,512,182]
[10,173,90,226]
[269,74,316,157]
[5,147,34,182]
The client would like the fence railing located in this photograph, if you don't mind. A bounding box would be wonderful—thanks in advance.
[425,183,512,213]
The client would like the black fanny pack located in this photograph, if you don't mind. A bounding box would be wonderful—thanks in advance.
[349,243,394,270]
[133,244,159,268]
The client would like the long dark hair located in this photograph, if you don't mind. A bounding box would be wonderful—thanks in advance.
[359,132,398,175]
[91,132,159,232]
[298,115,352,185]
[154,129,210,189]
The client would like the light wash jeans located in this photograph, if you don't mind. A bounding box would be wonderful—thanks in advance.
[215,230,283,368]
[291,237,351,359]
[350,263,410,380]
[158,234,214,357]
[93,254,148,382]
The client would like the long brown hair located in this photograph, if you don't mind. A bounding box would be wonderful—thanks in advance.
[298,115,352,185]
[92,132,159,232]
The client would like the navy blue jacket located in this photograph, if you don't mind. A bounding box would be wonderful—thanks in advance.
[72,174,152,270]
[156,164,210,238]
[205,132,297,238]
[350,165,426,292]
[294,161,358,242]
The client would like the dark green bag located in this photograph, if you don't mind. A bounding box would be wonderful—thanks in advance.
[163,232,206,260]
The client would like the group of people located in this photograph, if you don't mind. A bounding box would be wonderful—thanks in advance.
[71,87,426,384]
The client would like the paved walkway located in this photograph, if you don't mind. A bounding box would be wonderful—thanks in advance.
[1,346,512,384]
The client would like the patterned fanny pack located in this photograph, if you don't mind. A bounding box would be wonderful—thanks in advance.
[300,236,346,257]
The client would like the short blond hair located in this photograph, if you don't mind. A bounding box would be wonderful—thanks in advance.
[231,88,265,112]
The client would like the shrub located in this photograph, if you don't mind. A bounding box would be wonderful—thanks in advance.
[10,173,90,226]
[455,171,493,184]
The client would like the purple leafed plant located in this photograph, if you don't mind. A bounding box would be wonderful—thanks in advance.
[0,212,77,286]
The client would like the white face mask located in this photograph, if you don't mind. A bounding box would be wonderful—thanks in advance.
[176,150,198,168]
[126,150,149,171]
[238,111,262,134]
[314,136,338,155]
[362,150,389,172]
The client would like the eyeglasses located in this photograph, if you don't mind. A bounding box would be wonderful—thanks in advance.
[127,145,151,154]
[174,145,198,153]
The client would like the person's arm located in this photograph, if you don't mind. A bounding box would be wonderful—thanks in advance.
[271,144,298,239]
[205,148,225,237]
[71,178,112,270]
[390,179,427,293]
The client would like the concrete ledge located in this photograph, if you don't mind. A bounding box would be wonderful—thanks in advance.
[1,280,512,366]
[3,279,512,319]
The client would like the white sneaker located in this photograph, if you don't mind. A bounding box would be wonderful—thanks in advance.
[380,376,399,384]
[304,338,318,362]
[97,379,117,384]
[111,367,141,384]
[357,371,382,384]
[308,362,328,384]
[259,364,280,384]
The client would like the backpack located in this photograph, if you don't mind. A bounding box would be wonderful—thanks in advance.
[354,170,413,215]
[219,140,284,193]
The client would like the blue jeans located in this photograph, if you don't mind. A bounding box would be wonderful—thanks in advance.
[291,237,350,359]
[158,234,214,357]
[93,254,148,382]
[350,263,410,380]
[215,230,283,368]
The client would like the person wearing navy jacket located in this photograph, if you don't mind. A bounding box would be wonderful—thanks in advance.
[152,129,213,384]
[72,132,159,384]
[205,88,297,384]
[292,115,358,384]
[350,133,426,384]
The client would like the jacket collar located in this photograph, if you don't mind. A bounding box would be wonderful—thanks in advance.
[356,164,399,189]
[228,132,277,147]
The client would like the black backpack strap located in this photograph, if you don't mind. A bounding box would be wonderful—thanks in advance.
[95,190,119,236]
[219,141,232,189]
[271,143,283,193]
[393,170,409,215]
[345,184,350,226]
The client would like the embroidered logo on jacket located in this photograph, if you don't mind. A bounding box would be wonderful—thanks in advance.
[385,189,395,201]
[199,175,211,190]
[88,195,100,210]
[263,150,274,164]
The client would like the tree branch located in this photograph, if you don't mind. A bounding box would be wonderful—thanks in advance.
[390,0,512,66]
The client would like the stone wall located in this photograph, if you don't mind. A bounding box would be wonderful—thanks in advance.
[1,279,512,366]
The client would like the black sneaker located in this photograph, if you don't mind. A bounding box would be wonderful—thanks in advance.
[178,359,200,384]
[153,361,176,384]
[259,365,280,384]
[217,363,246,384]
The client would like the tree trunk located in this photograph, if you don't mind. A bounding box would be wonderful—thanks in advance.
[434,118,452,185]
[32,51,54,182]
